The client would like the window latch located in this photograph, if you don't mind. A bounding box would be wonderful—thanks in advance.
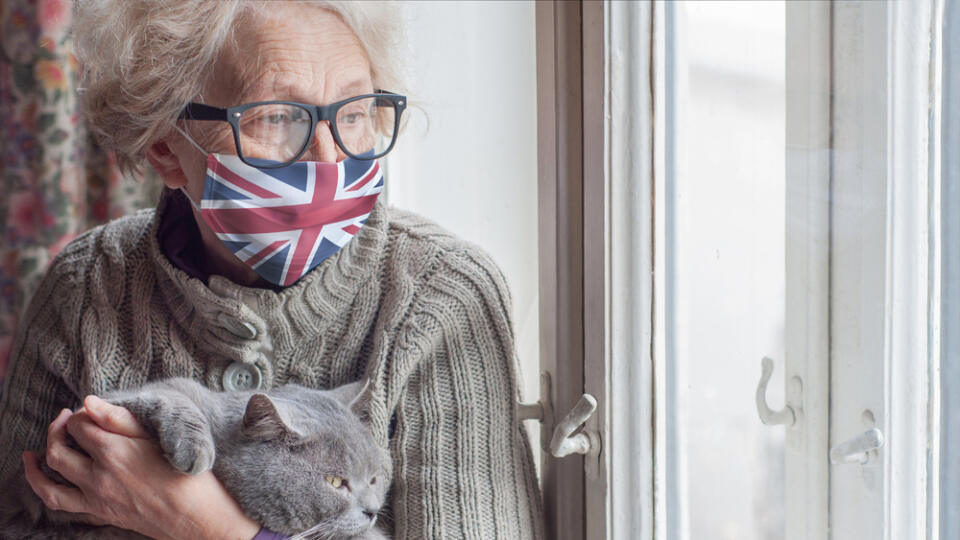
[830,427,884,465]
[548,393,599,458]
[517,371,600,458]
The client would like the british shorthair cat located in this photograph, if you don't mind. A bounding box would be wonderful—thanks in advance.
[1,377,391,540]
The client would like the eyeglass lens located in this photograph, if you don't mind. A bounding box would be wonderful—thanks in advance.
[236,97,396,163]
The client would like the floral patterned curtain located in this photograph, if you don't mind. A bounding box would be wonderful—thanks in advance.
[0,0,161,380]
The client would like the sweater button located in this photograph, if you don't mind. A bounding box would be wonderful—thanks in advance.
[223,362,262,391]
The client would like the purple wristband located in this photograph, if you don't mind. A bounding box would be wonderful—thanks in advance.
[252,526,289,540]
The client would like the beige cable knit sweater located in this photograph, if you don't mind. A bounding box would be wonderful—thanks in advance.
[0,194,545,539]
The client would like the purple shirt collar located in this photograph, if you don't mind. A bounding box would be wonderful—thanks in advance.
[157,188,281,291]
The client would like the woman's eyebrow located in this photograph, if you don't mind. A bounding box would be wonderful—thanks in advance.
[246,78,373,105]
[333,79,374,100]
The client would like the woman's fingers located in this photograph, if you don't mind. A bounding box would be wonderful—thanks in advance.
[44,409,94,486]
[66,411,128,465]
[83,395,149,438]
[22,451,88,515]
[45,409,71,451]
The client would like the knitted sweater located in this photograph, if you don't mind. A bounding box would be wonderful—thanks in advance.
[0,194,545,539]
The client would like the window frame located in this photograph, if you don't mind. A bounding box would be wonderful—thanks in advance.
[537,1,941,539]
[535,2,659,539]
[535,2,589,538]
[827,2,939,538]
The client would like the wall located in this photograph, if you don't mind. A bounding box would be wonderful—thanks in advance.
[385,0,541,460]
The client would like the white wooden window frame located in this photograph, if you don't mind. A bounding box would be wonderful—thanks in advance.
[534,2,659,539]
[826,2,939,538]
[537,1,941,539]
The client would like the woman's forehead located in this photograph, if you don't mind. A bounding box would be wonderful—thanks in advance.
[206,4,373,106]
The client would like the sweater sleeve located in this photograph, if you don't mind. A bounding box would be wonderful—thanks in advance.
[387,247,545,539]
[0,250,87,526]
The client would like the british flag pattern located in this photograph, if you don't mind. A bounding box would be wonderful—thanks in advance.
[198,153,384,287]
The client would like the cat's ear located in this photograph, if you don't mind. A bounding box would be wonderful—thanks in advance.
[328,378,372,413]
[242,394,300,441]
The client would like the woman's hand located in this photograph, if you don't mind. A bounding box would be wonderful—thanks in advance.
[22,395,262,540]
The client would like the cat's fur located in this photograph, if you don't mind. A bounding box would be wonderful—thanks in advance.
[1,378,391,540]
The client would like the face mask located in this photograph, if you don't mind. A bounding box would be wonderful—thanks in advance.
[174,127,383,287]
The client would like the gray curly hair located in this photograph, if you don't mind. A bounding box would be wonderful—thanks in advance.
[73,0,406,172]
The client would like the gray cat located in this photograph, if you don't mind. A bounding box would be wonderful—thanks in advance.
[1,377,391,540]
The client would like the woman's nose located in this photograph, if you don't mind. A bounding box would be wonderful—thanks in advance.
[304,121,345,163]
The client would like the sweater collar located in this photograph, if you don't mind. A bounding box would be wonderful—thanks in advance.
[149,188,388,362]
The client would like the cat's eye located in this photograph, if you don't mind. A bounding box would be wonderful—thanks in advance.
[370,477,376,485]
[325,475,345,489]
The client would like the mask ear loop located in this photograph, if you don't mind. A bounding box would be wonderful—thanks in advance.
[174,91,211,155]
[172,123,208,156]
[170,122,205,211]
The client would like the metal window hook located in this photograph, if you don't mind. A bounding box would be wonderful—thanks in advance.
[549,394,599,457]
[517,371,600,458]
[756,356,796,427]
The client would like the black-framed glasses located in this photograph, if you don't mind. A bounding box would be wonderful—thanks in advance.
[178,90,406,168]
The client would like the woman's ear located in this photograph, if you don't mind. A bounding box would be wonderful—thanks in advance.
[145,140,191,189]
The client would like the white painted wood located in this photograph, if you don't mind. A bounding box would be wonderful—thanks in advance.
[830,1,936,538]
[652,5,668,540]
[784,3,831,539]
[885,1,936,538]
[829,4,890,538]
[928,5,942,540]
[662,4,686,540]
[603,2,657,539]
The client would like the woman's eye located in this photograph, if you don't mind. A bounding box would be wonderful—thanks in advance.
[341,113,362,124]
[325,475,345,489]
[248,109,307,129]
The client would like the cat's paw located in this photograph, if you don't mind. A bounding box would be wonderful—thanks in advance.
[107,395,215,475]
[157,416,216,474]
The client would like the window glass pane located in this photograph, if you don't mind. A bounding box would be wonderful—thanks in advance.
[671,2,785,539]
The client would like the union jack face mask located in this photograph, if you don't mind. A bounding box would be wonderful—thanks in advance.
[180,152,383,287]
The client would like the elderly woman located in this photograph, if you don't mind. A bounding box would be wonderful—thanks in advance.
[0,1,544,538]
